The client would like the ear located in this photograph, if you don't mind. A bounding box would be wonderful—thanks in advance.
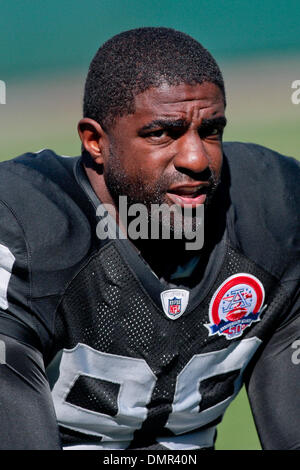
[77,118,108,165]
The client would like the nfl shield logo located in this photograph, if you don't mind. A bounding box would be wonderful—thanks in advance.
[161,289,189,320]
[169,297,181,315]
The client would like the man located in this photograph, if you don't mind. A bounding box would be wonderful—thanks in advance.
[0,27,299,450]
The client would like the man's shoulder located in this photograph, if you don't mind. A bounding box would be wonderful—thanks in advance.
[0,150,95,346]
[223,141,300,173]
[0,148,79,194]
[222,141,300,280]
[0,148,87,216]
[0,149,93,287]
[223,141,300,211]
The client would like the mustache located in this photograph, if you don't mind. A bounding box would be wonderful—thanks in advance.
[159,167,219,194]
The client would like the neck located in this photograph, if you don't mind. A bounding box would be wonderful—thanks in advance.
[85,165,114,206]
[133,237,202,282]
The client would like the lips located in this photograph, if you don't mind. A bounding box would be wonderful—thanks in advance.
[166,184,209,207]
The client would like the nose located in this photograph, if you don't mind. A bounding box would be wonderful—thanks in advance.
[173,130,210,175]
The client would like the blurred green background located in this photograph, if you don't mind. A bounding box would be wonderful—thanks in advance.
[1,0,299,450]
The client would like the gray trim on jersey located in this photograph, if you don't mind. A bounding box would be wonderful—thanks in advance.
[0,243,15,310]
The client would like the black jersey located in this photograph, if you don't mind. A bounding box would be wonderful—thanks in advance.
[0,142,299,450]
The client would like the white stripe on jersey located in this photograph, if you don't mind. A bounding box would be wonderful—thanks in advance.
[0,244,15,310]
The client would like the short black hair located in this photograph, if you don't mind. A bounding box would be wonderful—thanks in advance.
[83,27,226,130]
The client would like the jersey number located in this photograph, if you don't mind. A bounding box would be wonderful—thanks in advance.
[51,338,260,445]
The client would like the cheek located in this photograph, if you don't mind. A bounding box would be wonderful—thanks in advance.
[214,149,223,175]
[115,142,171,180]
[107,139,137,175]
[205,142,223,175]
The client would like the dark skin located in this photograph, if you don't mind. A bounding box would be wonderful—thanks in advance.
[78,82,226,282]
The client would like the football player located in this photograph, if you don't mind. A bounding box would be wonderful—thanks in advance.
[0,27,299,450]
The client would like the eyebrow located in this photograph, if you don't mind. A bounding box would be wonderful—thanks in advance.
[200,116,227,130]
[138,118,188,133]
[138,116,227,134]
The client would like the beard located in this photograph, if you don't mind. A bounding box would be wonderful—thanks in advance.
[104,147,220,241]
[104,149,168,208]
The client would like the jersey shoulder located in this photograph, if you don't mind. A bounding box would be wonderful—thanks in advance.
[222,141,300,281]
[0,150,93,264]
[0,150,95,340]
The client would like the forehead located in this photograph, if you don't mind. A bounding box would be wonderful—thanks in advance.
[131,82,225,122]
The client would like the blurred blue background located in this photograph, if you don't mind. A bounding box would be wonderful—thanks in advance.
[1,0,299,449]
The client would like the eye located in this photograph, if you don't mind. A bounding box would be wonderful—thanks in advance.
[147,129,166,139]
[199,127,222,139]
[205,127,221,137]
